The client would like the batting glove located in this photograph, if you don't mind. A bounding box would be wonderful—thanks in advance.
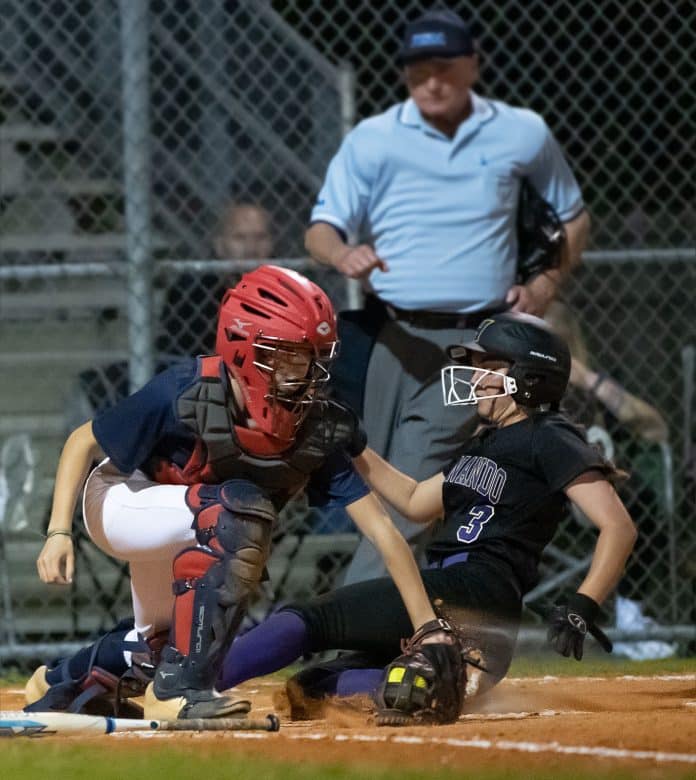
[547,592,599,661]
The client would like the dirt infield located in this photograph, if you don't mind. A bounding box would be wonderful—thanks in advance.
[3,674,695,778]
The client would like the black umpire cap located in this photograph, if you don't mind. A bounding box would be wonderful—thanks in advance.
[399,9,476,64]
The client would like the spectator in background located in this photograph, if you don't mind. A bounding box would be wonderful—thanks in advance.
[622,204,650,248]
[157,200,274,358]
[545,301,668,445]
[72,201,275,421]
[306,8,590,584]
[544,301,675,660]
[213,201,273,262]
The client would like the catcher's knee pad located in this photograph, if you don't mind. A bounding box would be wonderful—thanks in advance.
[187,479,275,587]
[187,480,276,532]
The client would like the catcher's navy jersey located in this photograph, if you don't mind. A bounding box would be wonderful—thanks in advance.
[427,413,610,592]
[92,358,369,510]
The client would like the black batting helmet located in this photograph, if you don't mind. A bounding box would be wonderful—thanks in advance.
[447,312,571,407]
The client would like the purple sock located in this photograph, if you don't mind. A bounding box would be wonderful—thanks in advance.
[335,669,384,698]
[218,610,311,690]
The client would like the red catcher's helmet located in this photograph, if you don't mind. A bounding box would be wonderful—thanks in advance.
[215,265,338,448]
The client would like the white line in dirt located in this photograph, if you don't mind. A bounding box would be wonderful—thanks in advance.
[459,710,589,721]
[506,676,558,684]
[617,675,696,681]
[335,734,386,742]
[284,732,696,765]
[113,725,696,763]
[507,674,696,683]
[473,739,696,765]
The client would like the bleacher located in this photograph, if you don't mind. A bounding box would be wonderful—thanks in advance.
[0,69,147,647]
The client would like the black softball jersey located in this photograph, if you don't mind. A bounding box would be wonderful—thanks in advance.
[426,412,611,593]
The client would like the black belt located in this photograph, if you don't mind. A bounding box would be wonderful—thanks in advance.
[384,303,501,330]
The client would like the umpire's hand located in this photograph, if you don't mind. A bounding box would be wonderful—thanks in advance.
[335,245,389,279]
[506,272,559,316]
[547,592,601,660]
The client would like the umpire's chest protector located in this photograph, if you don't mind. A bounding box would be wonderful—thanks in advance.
[148,356,334,498]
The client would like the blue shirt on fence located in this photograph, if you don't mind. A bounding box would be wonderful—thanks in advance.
[310,92,584,313]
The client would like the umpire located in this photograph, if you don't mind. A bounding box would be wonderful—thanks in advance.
[305,8,590,583]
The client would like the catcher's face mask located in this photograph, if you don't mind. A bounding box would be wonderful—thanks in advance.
[255,339,335,401]
[441,364,518,407]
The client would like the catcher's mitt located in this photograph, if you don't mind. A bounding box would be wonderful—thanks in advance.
[516,179,566,284]
[291,398,366,465]
[375,619,465,726]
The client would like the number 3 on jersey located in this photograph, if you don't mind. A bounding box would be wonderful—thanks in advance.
[456,504,495,544]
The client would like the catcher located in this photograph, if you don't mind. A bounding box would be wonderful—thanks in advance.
[27,265,455,721]
[217,313,637,724]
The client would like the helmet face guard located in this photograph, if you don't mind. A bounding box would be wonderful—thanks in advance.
[444,313,570,409]
[216,265,338,444]
[441,364,518,407]
[254,335,338,428]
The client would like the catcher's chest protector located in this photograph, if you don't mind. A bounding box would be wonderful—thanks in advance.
[150,356,334,497]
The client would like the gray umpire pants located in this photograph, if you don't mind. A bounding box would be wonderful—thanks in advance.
[342,317,478,585]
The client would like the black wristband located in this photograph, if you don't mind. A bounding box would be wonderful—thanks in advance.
[411,618,453,644]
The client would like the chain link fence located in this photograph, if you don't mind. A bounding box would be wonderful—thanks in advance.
[1,0,694,667]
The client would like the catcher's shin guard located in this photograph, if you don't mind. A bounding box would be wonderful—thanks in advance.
[24,621,161,717]
[149,480,275,719]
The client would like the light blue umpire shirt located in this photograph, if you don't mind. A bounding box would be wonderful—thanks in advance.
[310,92,585,313]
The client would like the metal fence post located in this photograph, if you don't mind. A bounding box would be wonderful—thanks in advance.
[120,0,154,391]
[338,60,363,311]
